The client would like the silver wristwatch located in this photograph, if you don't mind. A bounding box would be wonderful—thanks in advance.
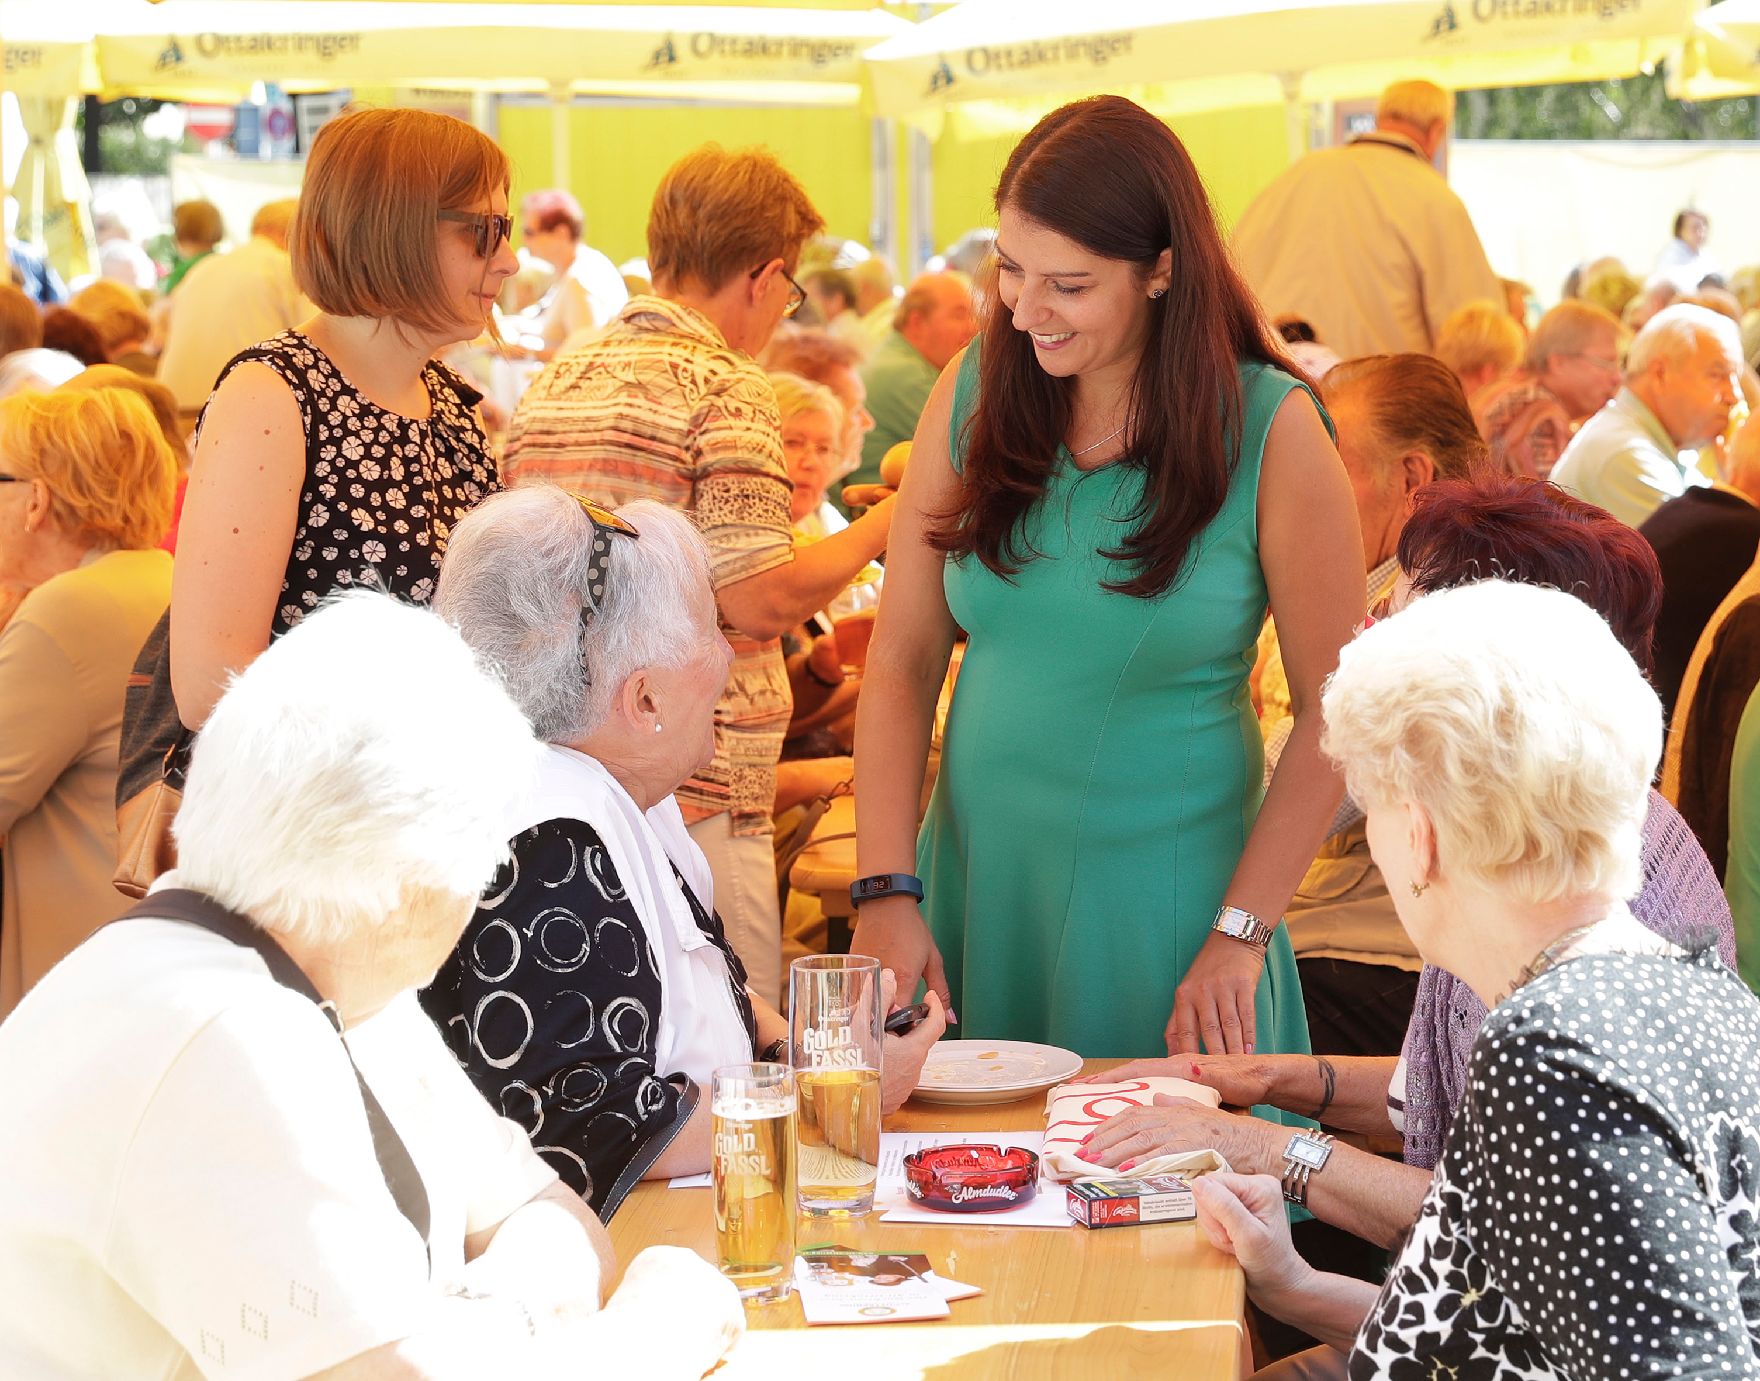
[1211,904,1275,948]
[1280,1130,1335,1207]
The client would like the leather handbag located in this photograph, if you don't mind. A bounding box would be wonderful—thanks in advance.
[113,611,190,899]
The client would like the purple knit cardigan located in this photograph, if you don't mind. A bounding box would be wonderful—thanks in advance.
[1398,789,1737,1171]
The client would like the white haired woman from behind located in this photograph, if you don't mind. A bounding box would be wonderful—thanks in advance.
[425,489,943,1214]
[1195,580,1760,1380]
[0,592,740,1380]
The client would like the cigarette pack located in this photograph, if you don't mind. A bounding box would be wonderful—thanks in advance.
[1066,1174,1196,1229]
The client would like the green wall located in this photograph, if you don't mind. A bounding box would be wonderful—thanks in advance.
[495,98,1291,269]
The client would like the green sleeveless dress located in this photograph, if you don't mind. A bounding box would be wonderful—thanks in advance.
[919,345,1316,1081]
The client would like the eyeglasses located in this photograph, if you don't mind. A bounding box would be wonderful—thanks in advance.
[438,209,513,260]
[750,262,807,319]
[572,494,641,683]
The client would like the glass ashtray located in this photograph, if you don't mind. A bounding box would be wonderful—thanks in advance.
[902,1144,1039,1213]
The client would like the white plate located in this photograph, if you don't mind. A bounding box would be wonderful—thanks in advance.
[911,1040,1084,1105]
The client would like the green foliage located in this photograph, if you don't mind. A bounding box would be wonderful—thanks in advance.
[1456,72,1758,141]
[74,97,181,177]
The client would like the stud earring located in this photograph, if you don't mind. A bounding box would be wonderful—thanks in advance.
[1409,881,1428,898]
[1150,287,1167,299]
[654,723,664,734]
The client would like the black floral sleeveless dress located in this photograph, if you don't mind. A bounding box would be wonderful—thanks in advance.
[208,330,499,633]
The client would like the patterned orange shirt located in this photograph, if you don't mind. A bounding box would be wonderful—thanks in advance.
[503,296,794,836]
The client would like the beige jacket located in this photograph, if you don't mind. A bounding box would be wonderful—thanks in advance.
[1231,133,1501,360]
[0,549,172,1016]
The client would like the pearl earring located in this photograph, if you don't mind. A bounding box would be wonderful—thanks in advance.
[654,723,664,734]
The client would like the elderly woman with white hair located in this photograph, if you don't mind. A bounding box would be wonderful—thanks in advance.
[1190,580,1760,1380]
[425,488,943,1216]
[0,592,742,1379]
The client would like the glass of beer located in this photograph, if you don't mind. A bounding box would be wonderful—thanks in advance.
[711,1061,796,1303]
[832,606,879,675]
[790,954,884,1215]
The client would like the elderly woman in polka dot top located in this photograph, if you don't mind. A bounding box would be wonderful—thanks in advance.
[1193,578,1760,1381]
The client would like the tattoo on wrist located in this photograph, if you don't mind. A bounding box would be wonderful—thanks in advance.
[1312,1056,1337,1123]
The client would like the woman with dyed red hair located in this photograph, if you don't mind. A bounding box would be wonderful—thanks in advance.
[852,95,1365,1080]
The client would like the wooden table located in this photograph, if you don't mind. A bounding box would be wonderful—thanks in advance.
[609,1060,1248,1380]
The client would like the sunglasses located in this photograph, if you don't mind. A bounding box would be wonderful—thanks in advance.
[750,261,807,319]
[572,495,641,682]
[438,209,513,260]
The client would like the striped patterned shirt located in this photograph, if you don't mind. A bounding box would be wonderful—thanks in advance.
[503,296,794,836]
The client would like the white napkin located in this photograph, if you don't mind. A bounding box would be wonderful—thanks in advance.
[1040,1077,1232,1182]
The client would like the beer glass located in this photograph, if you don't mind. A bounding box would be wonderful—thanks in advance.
[711,1061,796,1303]
[790,954,884,1215]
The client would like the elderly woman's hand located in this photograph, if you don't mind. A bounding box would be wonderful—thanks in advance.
[879,972,947,1114]
[1078,1096,1282,1177]
[1193,1173,1313,1301]
[1072,1055,1275,1110]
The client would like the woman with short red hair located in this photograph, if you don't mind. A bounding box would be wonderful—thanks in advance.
[169,107,517,732]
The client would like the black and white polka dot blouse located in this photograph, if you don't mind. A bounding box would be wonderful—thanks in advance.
[1350,946,1760,1379]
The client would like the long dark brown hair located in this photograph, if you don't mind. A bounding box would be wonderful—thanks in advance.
[930,96,1295,599]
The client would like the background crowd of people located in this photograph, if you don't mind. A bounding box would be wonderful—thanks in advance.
[0,75,1758,1378]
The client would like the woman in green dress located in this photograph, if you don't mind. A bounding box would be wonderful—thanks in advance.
[851,96,1365,1066]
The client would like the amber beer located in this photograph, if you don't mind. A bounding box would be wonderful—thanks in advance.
[790,955,885,1215]
[711,1062,796,1302]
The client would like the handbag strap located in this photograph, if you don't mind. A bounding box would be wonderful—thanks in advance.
[115,889,431,1259]
[598,1074,700,1222]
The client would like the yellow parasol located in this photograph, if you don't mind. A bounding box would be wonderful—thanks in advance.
[1669,0,1760,98]
[90,1,909,105]
[865,0,1704,129]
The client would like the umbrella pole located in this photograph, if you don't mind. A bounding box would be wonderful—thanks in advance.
[1280,73,1309,162]
[870,117,898,272]
[549,81,571,191]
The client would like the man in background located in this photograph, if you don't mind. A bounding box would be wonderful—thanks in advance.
[1551,303,1742,528]
[157,199,308,420]
[1231,79,1500,358]
[854,271,976,495]
[1653,209,1720,295]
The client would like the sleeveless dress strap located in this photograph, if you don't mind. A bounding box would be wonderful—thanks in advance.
[946,341,984,477]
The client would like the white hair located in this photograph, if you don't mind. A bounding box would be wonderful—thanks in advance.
[434,488,716,744]
[0,348,83,400]
[1376,80,1452,133]
[173,592,541,946]
[1321,580,1659,906]
[1627,302,1742,377]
